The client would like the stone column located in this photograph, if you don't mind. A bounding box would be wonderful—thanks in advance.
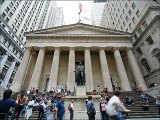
[10,48,31,92]
[127,49,147,90]
[3,60,16,87]
[67,48,75,92]
[0,53,9,71]
[47,48,60,91]
[84,48,94,93]
[29,48,45,89]
[99,48,113,91]
[114,49,132,91]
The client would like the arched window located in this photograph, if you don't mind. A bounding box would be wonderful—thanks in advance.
[152,48,160,63]
[140,58,151,73]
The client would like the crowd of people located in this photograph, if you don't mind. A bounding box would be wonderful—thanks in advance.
[0,87,160,120]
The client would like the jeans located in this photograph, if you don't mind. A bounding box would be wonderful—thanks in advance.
[111,114,121,120]
[117,111,124,120]
[101,111,109,120]
[38,107,44,120]
[20,106,26,116]
[70,110,74,120]
[87,112,96,120]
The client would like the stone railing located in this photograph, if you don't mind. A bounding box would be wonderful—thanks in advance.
[145,85,160,98]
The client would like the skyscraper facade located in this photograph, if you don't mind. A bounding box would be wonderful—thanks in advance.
[91,3,105,26]
[100,0,160,86]
[0,0,64,88]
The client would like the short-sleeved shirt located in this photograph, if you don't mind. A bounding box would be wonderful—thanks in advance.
[86,100,95,113]
[0,99,16,113]
[56,100,65,118]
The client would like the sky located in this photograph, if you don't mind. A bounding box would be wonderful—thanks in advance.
[56,1,93,25]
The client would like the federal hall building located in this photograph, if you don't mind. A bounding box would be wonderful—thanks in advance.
[11,23,148,94]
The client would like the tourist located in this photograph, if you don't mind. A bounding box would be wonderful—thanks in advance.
[141,93,148,101]
[156,95,160,114]
[86,96,96,120]
[106,91,130,120]
[55,95,65,120]
[38,98,46,120]
[125,96,134,105]
[142,99,149,111]
[99,97,108,120]
[26,96,35,120]
[14,92,27,120]
[68,99,74,120]
[0,89,16,120]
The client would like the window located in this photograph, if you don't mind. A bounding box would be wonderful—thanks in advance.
[5,7,10,13]
[146,36,154,45]
[126,16,129,21]
[12,7,16,12]
[140,58,151,73]
[123,21,126,26]
[9,2,13,7]
[136,10,140,17]
[136,47,142,54]
[6,42,10,47]
[122,9,124,14]
[125,3,128,8]
[2,66,8,76]
[13,48,16,52]
[5,18,9,23]
[132,17,135,23]
[120,14,122,19]
[8,57,12,63]
[9,12,13,17]
[2,12,6,18]
[129,23,131,29]
[0,0,4,5]
[128,9,132,16]
[152,48,160,63]
[3,38,7,44]
[142,21,148,28]
[132,2,136,9]
[138,28,142,34]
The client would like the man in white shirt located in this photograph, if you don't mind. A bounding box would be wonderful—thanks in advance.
[106,91,130,120]
[69,100,74,120]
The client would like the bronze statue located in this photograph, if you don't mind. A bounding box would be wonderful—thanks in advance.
[75,62,85,85]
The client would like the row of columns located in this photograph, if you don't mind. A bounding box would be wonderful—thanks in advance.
[11,47,147,92]
[0,53,17,88]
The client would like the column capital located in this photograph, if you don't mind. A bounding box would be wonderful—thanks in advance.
[25,47,33,51]
[54,47,61,51]
[69,47,76,50]
[84,47,91,51]
[39,47,46,51]
[125,47,133,52]
[98,47,106,52]
[112,47,120,51]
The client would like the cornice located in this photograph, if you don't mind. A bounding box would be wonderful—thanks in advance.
[26,34,132,39]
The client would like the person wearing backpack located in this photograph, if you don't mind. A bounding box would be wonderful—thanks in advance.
[68,100,74,120]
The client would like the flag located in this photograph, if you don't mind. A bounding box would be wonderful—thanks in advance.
[79,3,83,14]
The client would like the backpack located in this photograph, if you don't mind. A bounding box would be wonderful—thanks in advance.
[68,103,71,110]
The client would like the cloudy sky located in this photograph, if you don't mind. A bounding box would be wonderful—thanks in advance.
[56,1,93,25]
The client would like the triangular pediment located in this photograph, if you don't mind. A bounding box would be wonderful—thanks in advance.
[26,23,131,36]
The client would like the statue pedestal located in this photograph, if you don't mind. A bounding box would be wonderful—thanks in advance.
[76,85,86,96]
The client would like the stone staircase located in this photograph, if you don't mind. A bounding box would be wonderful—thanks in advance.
[19,91,160,120]
[119,91,160,119]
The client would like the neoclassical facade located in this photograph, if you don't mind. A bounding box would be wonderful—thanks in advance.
[11,23,147,94]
